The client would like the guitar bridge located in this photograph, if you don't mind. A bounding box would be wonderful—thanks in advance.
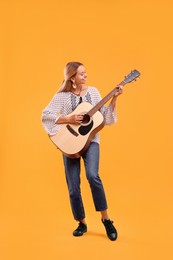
[66,125,79,137]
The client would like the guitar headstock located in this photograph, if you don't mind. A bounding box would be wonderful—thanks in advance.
[124,70,141,84]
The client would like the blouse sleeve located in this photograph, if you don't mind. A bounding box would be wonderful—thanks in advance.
[100,104,118,125]
[41,92,65,135]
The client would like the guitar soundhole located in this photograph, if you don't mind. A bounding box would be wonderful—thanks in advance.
[78,120,93,136]
[82,114,91,125]
[78,114,93,136]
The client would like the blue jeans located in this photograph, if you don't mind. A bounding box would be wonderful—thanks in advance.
[63,142,108,220]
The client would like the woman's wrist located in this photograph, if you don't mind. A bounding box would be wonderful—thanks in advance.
[55,116,69,124]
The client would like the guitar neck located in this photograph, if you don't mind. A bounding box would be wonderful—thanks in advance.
[88,80,126,117]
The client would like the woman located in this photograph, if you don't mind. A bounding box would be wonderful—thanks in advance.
[41,62,123,241]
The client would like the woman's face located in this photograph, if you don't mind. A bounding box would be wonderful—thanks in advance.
[73,65,87,86]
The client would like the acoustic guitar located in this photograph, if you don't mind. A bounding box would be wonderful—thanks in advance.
[50,70,140,158]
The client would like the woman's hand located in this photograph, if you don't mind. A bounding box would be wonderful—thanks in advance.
[66,114,84,125]
[110,85,124,111]
[114,85,124,97]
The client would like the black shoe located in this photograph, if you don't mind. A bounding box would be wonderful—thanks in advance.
[73,222,87,237]
[102,219,118,241]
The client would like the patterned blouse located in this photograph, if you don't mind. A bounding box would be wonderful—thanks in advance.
[41,86,117,144]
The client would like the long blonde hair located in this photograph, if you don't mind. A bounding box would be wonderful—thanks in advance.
[58,62,83,92]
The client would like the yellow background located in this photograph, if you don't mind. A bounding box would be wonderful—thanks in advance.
[1,0,173,259]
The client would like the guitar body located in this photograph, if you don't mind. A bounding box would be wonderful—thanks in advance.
[49,102,104,158]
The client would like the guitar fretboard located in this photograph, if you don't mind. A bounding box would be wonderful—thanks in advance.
[88,81,126,117]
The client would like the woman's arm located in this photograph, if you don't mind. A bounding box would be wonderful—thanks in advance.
[55,114,84,125]
[110,85,123,111]
[41,92,65,135]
